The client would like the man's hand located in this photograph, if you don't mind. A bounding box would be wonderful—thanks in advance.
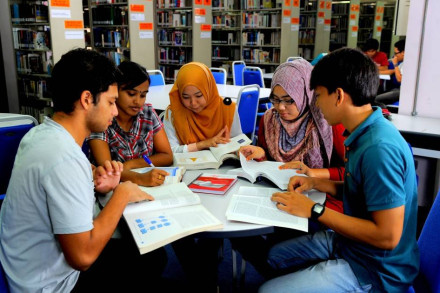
[115,181,154,203]
[271,191,315,218]
[239,145,266,160]
[93,160,123,193]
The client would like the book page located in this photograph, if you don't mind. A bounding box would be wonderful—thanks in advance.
[240,154,300,190]
[226,186,308,232]
[124,183,200,214]
[173,150,219,169]
[210,133,252,162]
[124,204,223,254]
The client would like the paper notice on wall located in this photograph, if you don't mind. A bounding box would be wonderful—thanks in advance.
[291,24,299,31]
[51,9,71,18]
[201,32,211,38]
[351,32,358,37]
[318,18,324,25]
[376,21,381,26]
[140,32,153,39]
[65,31,83,40]
[131,13,145,21]
[283,17,290,24]
[350,20,355,26]
[376,32,381,37]
[324,25,330,31]
[195,16,206,23]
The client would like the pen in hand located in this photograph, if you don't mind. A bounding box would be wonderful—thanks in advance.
[142,155,155,167]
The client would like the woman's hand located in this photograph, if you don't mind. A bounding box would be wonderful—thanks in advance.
[279,161,314,177]
[197,125,230,150]
[239,145,266,161]
[140,169,170,187]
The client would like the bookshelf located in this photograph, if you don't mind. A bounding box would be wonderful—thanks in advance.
[356,1,376,48]
[329,0,349,51]
[298,0,316,60]
[380,2,397,57]
[9,0,85,122]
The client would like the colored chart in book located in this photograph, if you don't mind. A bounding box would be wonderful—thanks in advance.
[133,215,172,244]
[188,173,237,195]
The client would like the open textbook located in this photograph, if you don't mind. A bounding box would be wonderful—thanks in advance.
[226,154,305,190]
[226,186,326,232]
[173,133,252,170]
[101,183,222,254]
[131,166,185,185]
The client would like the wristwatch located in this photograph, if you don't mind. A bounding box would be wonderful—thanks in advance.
[311,203,325,220]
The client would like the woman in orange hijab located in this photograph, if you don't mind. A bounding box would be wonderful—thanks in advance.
[163,62,242,153]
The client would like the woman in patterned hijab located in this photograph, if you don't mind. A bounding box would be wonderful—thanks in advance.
[241,59,334,169]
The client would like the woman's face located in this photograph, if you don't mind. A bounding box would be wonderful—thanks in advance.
[181,85,207,113]
[271,85,300,121]
[117,79,149,117]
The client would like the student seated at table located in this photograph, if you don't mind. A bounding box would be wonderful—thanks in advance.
[259,47,419,293]
[0,49,166,293]
[163,61,242,153]
[233,59,346,279]
[88,61,173,187]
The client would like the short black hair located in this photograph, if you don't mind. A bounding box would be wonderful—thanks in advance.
[49,48,121,113]
[363,38,379,51]
[117,61,150,90]
[310,48,379,106]
[395,39,406,52]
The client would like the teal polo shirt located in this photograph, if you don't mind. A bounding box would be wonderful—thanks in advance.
[337,107,419,292]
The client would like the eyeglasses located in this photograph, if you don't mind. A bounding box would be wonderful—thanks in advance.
[269,97,296,105]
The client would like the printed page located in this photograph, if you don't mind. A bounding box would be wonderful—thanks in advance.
[240,154,300,190]
[210,133,252,162]
[226,186,309,232]
[124,183,200,215]
[173,150,219,169]
[226,167,256,183]
[124,204,223,254]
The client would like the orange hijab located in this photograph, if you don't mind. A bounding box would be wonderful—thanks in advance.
[168,62,236,145]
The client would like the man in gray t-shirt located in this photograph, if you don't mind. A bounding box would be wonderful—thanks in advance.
[0,49,152,292]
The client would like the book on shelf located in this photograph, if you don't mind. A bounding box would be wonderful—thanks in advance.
[100,183,223,254]
[226,154,305,190]
[188,173,238,195]
[225,186,326,232]
[131,166,186,185]
[173,133,252,170]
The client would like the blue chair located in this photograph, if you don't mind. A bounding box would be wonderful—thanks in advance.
[232,61,245,86]
[0,114,38,197]
[210,67,227,85]
[310,53,327,66]
[147,69,165,86]
[407,189,440,292]
[242,66,264,88]
[236,85,260,143]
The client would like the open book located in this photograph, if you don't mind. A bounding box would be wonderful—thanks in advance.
[103,183,223,254]
[173,133,252,170]
[132,166,186,185]
[226,154,305,190]
[225,186,326,232]
[188,173,238,195]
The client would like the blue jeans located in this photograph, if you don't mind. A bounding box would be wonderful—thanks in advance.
[259,231,372,293]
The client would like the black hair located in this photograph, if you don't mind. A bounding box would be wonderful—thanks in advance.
[363,38,380,51]
[49,48,121,113]
[310,48,379,106]
[395,39,406,53]
[117,61,150,90]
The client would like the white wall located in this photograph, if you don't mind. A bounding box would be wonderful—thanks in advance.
[399,0,440,118]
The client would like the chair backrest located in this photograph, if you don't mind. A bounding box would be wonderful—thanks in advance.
[0,114,38,195]
[286,56,303,63]
[243,66,264,88]
[411,189,440,292]
[147,69,165,86]
[236,85,260,143]
[210,67,227,85]
[310,53,327,66]
[232,61,246,86]
[0,261,8,293]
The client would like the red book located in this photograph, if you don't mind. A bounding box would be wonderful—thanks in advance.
[188,173,238,195]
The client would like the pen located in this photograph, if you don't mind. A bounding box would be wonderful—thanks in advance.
[142,155,155,167]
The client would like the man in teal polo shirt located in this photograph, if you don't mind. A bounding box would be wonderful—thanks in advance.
[259,48,419,293]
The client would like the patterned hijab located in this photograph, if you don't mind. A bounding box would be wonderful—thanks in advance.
[264,59,333,168]
[168,62,236,145]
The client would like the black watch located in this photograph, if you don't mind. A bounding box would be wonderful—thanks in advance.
[311,203,325,220]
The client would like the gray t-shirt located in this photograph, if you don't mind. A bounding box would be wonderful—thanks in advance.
[0,117,94,292]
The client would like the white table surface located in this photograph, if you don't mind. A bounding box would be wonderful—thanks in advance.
[147,84,272,111]
[390,114,440,137]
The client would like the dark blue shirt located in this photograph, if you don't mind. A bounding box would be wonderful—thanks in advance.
[338,107,419,292]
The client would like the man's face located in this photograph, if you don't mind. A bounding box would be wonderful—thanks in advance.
[394,47,404,62]
[365,49,376,58]
[87,84,118,133]
[314,86,339,126]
